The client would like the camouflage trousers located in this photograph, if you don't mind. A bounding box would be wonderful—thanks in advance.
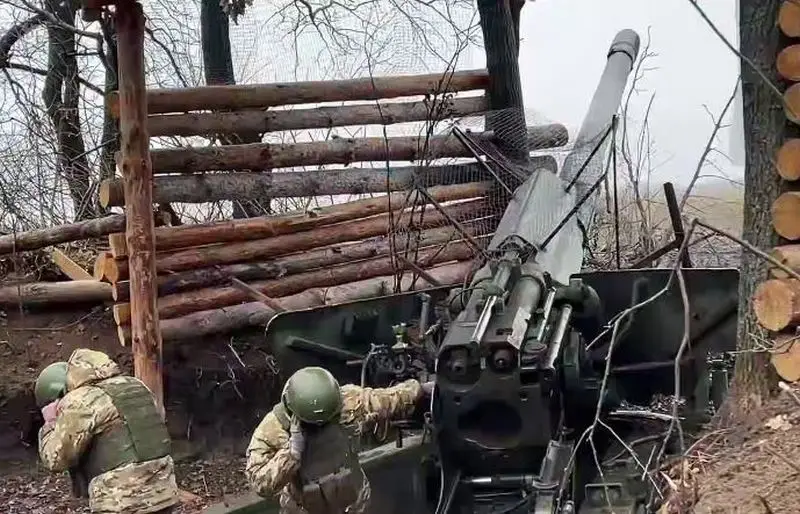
[278,473,371,514]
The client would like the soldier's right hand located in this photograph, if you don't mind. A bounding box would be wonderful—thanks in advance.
[41,399,61,425]
[288,415,305,461]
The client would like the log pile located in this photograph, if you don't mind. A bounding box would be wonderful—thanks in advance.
[95,181,499,343]
[753,5,800,381]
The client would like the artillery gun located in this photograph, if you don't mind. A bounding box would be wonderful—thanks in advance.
[263,28,738,514]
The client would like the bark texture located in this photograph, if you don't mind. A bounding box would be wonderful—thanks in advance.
[734,0,791,412]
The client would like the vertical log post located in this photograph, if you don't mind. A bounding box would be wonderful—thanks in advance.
[116,0,164,416]
[476,0,529,164]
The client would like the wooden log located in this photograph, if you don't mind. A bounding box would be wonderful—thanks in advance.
[119,260,473,343]
[114,237,478,324]
[779,0,800,38]
[116,1,163,415]
[108,181,492,257]
[770,245,800,278]
[108,69,490,116]
[753,278,800,331]
[98,160,555,207]
[0,280,112,305]
[772,191,800,240]
[783,83,800,125]
[145,125,568,174]
[0,215,125,255]
[771,333,800,382]
[147,95,489,137]
[777,139,800,182]
[111,222,488,301]
[778,45,800,81]
[93,252,112,280]
[50,248,93,281]
[106,197,490,281]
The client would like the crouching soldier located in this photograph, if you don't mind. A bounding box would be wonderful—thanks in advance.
[35,348,179,514]
[245,366,434,514]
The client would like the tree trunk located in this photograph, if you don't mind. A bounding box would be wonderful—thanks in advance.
[200,0,264,218]
[477,0,529,164]
[119,260,474,343]
[734,0,789,413]
[107,69,490,116]
[146,125,567,174]
[107,181,492,255]
[111,223,488,301]
[43,0,96,220]
[99,14,119,188]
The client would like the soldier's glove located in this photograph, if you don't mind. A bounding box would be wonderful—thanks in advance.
[288,415,305,461]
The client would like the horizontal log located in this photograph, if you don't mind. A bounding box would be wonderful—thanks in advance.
[108,181,492,256]
[103,165,484,209]
[108,69,490,116]
[146,125,568,174]
[94,252,112,280]
[770,245,800,279]
[0,215,124,255]
[753,278,800,331]
[772,191,800,240]
[111,222,488,301]
[778,45,800,81]
[777,139,800,182]
[0,280,112,305]
[114,238,478,323]
[147,95,489,137]
[99,159,555,207]
[780,0,800,38]
[107,197,491,281]
[119,260,473,343]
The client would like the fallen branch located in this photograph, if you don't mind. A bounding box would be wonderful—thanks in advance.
[0,280,112,305]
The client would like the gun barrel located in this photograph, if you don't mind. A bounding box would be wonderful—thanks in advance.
[559,29,641,222]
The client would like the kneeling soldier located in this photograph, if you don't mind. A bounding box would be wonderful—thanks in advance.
[36,348,178,514]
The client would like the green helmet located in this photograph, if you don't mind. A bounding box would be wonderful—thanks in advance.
[281,367,343,425]
[34,362,68,408]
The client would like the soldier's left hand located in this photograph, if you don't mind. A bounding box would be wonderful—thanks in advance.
[41,399,61,424]
[421,380,435,396]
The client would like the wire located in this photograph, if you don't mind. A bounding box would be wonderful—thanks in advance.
[487,494,531,514]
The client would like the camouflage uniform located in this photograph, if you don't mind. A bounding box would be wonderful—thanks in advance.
[245,378,423,514]
[38,349,179,514]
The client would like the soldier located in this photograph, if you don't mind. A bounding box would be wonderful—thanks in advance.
[35,348,179,514]
[245,366,434,514]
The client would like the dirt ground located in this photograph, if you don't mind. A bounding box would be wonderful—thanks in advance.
[660,389,800,514]
[0,304,280,512]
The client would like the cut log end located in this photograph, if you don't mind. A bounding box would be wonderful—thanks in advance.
[780,0,800,38]
[118,324,130,347]
[770,245,800,279]
[98,179,121,209]
[772,192,800,240]
[94,252,111,281]
[113,303,131,325]
[771,333,800,382]
[108,233,128,258]
[785,83,800,125]
[753,279,800,331]
[777,139,800,181]
[778,45,800,82]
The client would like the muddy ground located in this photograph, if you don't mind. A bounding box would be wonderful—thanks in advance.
[0,304,281,512]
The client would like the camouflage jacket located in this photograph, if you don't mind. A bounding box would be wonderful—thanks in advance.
[38,349,178,514]
[245,378,423,500]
